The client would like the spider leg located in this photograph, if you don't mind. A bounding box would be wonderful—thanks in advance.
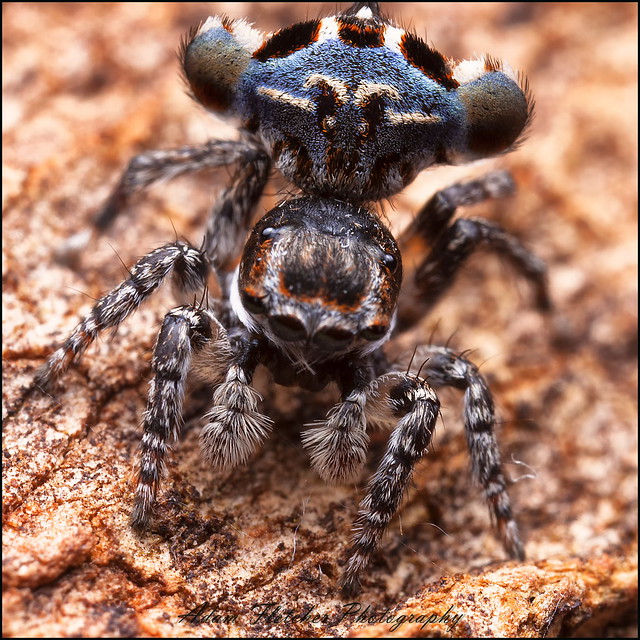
[341,373,440,597]
[56,137,268,266]
[397,171,550,332]
[202,145,271,296]
[416,345,525,562]
[200,337,272,469]
[132,305,226,529]
[35,241,209,389]
[301,362,373,483]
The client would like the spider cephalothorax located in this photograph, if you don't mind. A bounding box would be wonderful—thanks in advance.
[234,196,402,368]
[37,2,548,596]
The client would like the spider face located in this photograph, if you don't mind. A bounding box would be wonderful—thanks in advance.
[233,196,401,366]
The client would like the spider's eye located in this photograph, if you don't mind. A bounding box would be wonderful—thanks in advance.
[360,324,389,341]
[241,290,266,315]
[261,226,276,237]
[269,315,307,342]
[382,253,398,272]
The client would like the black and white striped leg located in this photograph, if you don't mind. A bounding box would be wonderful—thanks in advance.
[56,138,265,265]
[397,171,549,332]
[419,346,525,562]
[200,338,272,469]
[203,146,271,295]
[302,363,373,483]
[341,374,440,597]
[132,306,221,530]
[36,242,208,389]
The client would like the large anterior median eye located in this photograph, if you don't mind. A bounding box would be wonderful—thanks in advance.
[269,315,307,342]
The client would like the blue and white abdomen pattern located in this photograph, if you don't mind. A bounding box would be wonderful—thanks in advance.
[182,6,532,202]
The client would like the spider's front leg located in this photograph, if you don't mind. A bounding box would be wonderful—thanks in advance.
[199,336,273,470]
[301,361,372,484]
[132,305,230,529]
[202,147,270,296]
[35,241,209,390]
[341,373,440,597]
[397,171,550,332]
[416,345,525,562]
